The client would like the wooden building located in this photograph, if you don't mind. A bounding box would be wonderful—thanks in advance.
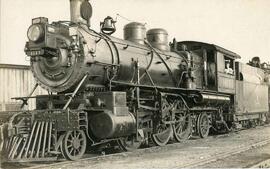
[0,64,46,111]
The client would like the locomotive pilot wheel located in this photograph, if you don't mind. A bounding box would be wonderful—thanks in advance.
[197,113,210,138]
[61,130,87,160]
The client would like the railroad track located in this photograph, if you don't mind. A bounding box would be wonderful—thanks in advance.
[2,125,270,169]
[178,138,270,168]
[24,138,270,169]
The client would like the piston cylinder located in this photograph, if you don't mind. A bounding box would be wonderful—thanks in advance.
[89,111,136,139]
[124,22,146,45]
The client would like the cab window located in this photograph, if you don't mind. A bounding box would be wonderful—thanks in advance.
[224,56,234,75]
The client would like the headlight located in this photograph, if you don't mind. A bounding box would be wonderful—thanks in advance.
[27,24,44,42]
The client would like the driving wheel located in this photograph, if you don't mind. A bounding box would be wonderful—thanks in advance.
[152,123,172,146]
[197,113,210,138]
[118,134,143,151]
[173,113,192,142]
[152,99,173,146]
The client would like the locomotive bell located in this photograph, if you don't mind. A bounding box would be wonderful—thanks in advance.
[100,16,116,35]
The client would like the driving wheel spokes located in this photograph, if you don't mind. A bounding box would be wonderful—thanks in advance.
[173,113,192,142]
[197,113,210,138]
[152,123,172,146]
[61,130,87,160]
[118,134,143,151]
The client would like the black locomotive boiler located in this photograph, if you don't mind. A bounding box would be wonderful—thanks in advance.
[2,0,269,162]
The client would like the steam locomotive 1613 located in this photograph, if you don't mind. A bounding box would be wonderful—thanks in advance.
[2,0,270,162]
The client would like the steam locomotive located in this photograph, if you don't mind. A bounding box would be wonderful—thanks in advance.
[2,0,270,162]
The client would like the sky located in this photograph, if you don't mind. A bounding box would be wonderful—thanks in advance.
[0,0,270,65]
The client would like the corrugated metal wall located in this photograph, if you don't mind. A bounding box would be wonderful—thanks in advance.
[0,64,46,111]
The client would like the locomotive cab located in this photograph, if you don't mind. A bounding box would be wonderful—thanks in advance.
[176,41,240,94]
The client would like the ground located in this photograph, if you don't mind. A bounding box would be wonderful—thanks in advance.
[2,125,270,169]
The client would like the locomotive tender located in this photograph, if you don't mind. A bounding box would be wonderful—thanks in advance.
[2,0,270,161]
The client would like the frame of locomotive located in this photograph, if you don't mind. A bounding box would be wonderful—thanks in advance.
[2,0,269,162]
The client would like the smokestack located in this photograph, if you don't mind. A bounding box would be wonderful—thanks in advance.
[70,0,92,25]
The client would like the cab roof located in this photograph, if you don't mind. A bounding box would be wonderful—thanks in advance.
[177,41,241,59]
